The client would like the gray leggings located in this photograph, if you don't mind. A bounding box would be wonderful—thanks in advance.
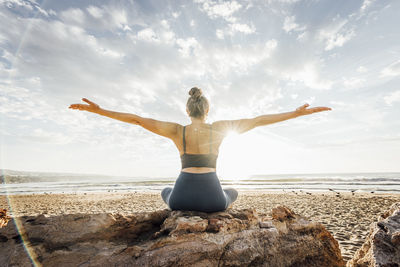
[161,171,238,212]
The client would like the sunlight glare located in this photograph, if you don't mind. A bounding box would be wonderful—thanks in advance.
[218,130,254,181]
[217,130,308,181]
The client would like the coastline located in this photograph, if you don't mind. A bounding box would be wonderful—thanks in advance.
[2,190,400,261]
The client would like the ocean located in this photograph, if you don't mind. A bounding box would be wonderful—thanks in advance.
[1,170,400,195]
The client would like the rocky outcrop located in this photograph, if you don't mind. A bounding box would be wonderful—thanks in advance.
[0,206,345,267]
[347,202,400,267]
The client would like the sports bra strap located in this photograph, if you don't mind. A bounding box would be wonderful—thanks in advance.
[209,124,212,153]
[183,126,186,153]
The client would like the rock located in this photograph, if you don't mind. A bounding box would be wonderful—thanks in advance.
[0,206,345,267]
[272,206,296,221]
[259,220,274,228]
[347,202,400,267]
[391,232,400,246]
[0,209,11,228]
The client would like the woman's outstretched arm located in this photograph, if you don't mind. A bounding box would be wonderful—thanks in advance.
[69,98,179,139]
[214,103,332,135]
[254,103,331,127]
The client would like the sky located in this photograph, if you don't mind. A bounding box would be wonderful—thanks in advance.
[0,0,399,179]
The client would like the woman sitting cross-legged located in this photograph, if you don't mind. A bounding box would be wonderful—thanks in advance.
[69,87,331,212]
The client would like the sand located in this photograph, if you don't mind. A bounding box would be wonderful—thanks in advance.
[1,190,399,262]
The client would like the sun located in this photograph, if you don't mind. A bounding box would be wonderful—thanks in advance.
[217,130,297,181]
[217,130,255,181]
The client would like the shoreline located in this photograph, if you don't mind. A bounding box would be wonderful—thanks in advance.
[2,190,400,261]
[2,188,399,196]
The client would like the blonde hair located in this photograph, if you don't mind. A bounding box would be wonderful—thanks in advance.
[186,87,209,118]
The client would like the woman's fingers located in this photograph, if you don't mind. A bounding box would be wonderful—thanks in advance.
[300,103,309,109]
[69,98,99,112]
[68,103,88,110]
[82,98,95,105]
[296,103,309,111]
[295,104,332,116]
[315,106,331,111]
[309,106,332,113]
[82,98,99,109]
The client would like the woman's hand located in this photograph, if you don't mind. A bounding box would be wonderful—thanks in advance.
[294,103,331,117]
[69,98,100,113]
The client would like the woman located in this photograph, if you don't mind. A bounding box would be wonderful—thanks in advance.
[69,87,331,212]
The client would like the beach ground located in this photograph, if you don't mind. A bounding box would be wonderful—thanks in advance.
[1,190,399,262]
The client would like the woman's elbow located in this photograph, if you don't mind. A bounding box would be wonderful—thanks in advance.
[129,114,145,125]
[128,116,142,125]
[253,117,264,128]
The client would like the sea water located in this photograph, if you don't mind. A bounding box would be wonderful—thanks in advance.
[1,170,399,195]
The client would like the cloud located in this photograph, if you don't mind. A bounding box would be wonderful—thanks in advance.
[360,0,376,13]
[329,100,345,107]
[215,23,256,38]
[0,7,127,91]
[317,18,355,51]
[137,28,159,43]
[176,37,199,57]
[18,128,73,145]
[128,20,176,45]
[283,16,305,33]
[384,90,400,106]
[325,30,354,51]
[283,16,297,32]
[3,0,33,10]
[266,0,301,3]
[296,31,309,41]
[60,8,85,25]
[200,39,278,77]
[380,60,400,77]
[281,62,333,90]
[195,0,242,22]
[349,0,379,20]
[0,0,331,138]
[216,29,224,39]
[87,5,104,19]
[229,23,255,35]
[194,0,254,36]
[248,86,283,115]
[172,12,180,18]
[342,77,365,89]
[108,8,128,29]
[71,4,134,31]
[357,66,368,73]
[1,0,51,16]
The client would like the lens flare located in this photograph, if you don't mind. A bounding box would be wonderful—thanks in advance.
[2,170,40,266]
[2,1,50,265]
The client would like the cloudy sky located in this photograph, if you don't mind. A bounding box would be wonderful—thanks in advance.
[1,0,399,179]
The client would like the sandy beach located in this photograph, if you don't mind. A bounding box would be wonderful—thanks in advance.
[1,190,399,262]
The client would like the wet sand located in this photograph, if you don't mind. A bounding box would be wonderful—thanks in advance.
[1,190,399,262]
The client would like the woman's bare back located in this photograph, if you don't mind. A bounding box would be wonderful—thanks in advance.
[173,123,226,156]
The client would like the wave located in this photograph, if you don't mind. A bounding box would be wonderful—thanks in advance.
[1,171,400,195]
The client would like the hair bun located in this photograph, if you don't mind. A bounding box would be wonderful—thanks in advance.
[189,87,202,99]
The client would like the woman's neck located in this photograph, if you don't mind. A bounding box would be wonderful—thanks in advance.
[190,117,206,125]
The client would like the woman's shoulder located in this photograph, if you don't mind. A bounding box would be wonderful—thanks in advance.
[210,121,232,136]
[211,120,231,130]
